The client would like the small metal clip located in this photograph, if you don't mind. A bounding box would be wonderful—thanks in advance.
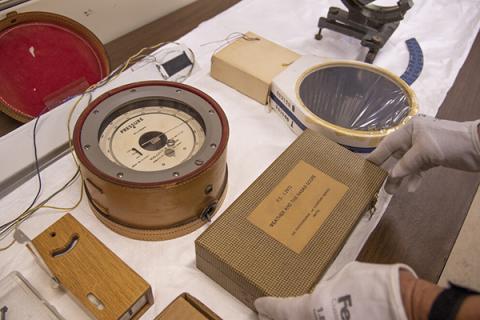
[14,229,60,288]
[200,202,218,222]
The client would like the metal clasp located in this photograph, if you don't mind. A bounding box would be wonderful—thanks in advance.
[200,201,218,222]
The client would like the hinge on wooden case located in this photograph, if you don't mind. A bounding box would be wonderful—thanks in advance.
[366,193,379,220]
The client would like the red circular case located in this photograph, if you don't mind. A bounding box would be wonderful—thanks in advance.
[0,11,110,122]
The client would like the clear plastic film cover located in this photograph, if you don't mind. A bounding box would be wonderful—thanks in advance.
[0,272,64,319]
[298,65,411,131]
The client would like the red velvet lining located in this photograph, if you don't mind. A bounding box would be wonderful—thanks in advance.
[0,22,106,118]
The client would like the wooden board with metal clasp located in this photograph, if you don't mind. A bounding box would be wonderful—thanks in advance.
[30,214,153,320]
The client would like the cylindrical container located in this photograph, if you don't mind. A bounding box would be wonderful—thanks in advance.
[73,81,229,240]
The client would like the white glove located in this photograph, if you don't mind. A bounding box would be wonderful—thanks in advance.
[367,115,480,194]
[255,261,414,320]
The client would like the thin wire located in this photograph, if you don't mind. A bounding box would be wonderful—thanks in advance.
[0,238,15,251]
[0,169,81,239]
[200,32,260,54]
[200,32,246,47]
[0,107,47,235]
[40,179,84,211]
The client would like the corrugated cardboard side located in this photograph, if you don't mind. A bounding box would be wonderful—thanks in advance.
[195,130,387,310]
[210,31,300,104]
[155,293,221,320]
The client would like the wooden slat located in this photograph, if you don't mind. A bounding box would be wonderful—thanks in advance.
[358,31,480,282]
[32,214,153,320]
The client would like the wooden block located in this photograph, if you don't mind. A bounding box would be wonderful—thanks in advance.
[32,214,153,320]
[155,293,221,320]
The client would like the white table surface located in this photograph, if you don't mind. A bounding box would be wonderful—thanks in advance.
[1,0,480,319]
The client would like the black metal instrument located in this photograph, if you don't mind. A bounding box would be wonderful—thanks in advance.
[315,0,413,63]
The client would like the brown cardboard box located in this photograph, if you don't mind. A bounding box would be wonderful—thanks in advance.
[210,31,300,104]
[195,130,387,310]
[155,293,221,320]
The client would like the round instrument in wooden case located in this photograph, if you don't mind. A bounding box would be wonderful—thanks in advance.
[73,81,229,240]
[0,11,109,122]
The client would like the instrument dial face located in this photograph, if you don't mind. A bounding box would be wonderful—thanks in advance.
[98,106,205,172]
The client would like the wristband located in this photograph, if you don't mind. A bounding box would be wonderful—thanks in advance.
[429,282,479,320]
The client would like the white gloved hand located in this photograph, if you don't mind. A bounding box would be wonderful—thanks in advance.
[367,115,480,194]
[255,262,414,320]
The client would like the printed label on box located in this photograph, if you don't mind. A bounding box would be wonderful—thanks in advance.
[247,160,349,253]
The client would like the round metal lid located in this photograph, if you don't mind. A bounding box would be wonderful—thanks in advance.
[74,81,229,186]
